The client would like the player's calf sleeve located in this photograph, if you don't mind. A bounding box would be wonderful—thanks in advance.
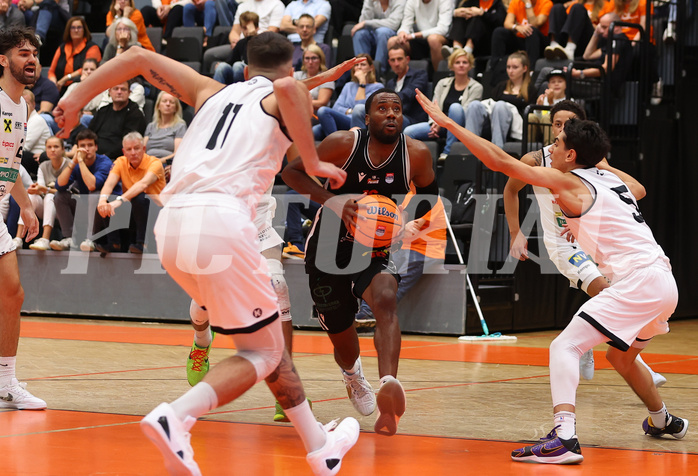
[267,258,292,322]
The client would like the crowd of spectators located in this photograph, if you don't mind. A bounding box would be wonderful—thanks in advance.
[10,0,663,254]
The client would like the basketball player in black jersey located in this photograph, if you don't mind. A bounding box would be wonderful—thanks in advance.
[283,89,438,437]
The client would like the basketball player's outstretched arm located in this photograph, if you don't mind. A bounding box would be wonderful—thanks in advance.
[54,47,223,136]
[416,89,588,215]
[503,151,541,261]
[300,56,367,92]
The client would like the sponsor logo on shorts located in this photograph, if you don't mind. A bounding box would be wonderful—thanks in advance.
[312,285,332,303]
[385,173,394,184]
[568,251,591,267]
[253,308,262,318]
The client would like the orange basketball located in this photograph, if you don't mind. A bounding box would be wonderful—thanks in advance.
[348,194,403,248]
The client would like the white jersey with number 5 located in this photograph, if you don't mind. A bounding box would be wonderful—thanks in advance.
[565,167,669,283]
[162,76,292,212]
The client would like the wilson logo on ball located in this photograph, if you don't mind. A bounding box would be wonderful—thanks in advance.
[367,206,399,220]
[348,194,403,249]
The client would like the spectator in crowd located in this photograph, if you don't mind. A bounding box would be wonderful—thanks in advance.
[183,0,217,47]
[614,0,645,41]
[21,90,52,178]
[101,17,141,64]
[84,132,165,254]
[528,68,567,143]
[203,0,284,75]
[388,0,453,71]
[95,77,146,112]
[545,0,614,60]
[211,11,258,83]
[490,0,552,77]
[106,0,156,51]
[48,16,102,94]
[351,0,406,77]
[26,63,59,132]
[351,43,429,130]
[329,0,362,38]
[293,44,334,113]
[573,11,633,95]
[27,0,71,46]
[280,0,331,44]
[88,80,147,161]
[141,0,187,41]
[465,50,536,147]
[63,58,103,129]
[143,91,187,167]
[0,0,25,29]
[404,48,482,162]
[50,129,119,251]
[26,137,72,251]
[213,0,238,27]
[291,13,332,70]
[442,0,507,58]
[314,53,383,139]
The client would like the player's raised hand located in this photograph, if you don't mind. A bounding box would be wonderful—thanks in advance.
[416,89,451,130]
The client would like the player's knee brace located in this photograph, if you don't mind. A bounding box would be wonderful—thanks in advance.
[267,258,291,322]
[236,339,284,384]
[189,299,209,326]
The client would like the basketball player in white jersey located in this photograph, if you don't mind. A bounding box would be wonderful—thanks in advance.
[186,183,304,422]
[503,100,666,387]
[417,89,687,465]
[0,27,46,411]
[55,34,362,476]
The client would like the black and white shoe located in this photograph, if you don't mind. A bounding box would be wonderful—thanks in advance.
[141,402,201,476]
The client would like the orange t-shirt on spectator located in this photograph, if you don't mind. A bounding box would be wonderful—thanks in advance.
[568,0,615,26]
[616,0,651,40]
[106,9,156,52]
[508,0,554,37]
[111,153,166,195]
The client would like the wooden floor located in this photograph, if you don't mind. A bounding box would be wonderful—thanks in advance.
[4,317,697,475]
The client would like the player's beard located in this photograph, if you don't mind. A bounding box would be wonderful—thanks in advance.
[9,60,36,86]
[372,127,400,144]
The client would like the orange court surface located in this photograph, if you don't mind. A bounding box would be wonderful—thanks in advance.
[3,316,697,475]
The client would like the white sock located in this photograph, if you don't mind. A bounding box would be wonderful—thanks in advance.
[0,356,16,386]
[550,40,561,48]
[170,381,218,421]
[342,356,362,375]
[553,411,576,439]
[649,403,670,428]
[564,42,577,56]
[464,46,473,54]
[189,301,212,348]
[284,399,326,453]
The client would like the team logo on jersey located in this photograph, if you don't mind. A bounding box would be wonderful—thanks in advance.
[3,119,11,133]
[568,251,591,268]
[385,173,394,184]
[357,172,366,182]
[17,121,24,130]
[368,176,379,185]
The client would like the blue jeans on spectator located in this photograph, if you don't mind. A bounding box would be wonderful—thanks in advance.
[404,103,465,157]
[352,26,395,75]
[34,1,67,41]
[214,0,237,26]
[465,100,514,148]
[355,249,440,320]
[41,113,59,135]
[183,1,217,35]
[81,114,94,128]
[317,106,352,137]
[284,190,320,251]
[213,61,245,84]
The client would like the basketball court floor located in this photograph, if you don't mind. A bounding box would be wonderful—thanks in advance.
[3,316,697,475]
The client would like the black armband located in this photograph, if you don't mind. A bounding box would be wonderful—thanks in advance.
[413,178,439,219]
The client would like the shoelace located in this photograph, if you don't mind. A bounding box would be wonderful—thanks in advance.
[189,347,208,372]
[539,425,561,442]
[347,375,370,397]
[8,381,32,398]
[323,418,340,432]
